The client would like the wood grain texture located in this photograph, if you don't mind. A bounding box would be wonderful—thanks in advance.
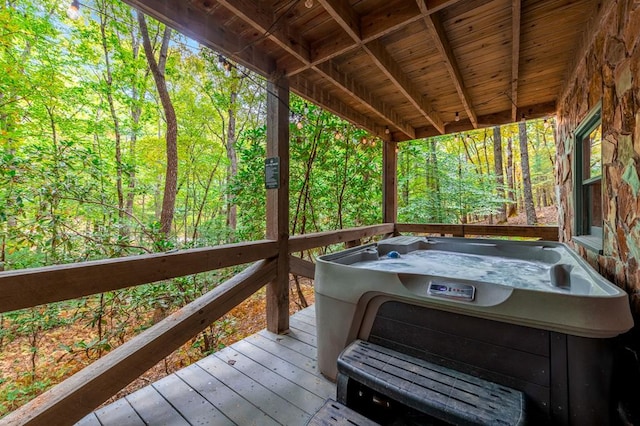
[289,224,395,252]
[5,260,276,426]
[511,0,521,122]
[121,0,274,75]
[383,141,398,223]
[94,397,145,426]
[78,306,330,426]
[266,77,290,334]
[395,223,559,240]
[121,0,603,141]
[0,240,278,314]
[289,256,316,279]
[419,4,478,128]
[314,61,416,139]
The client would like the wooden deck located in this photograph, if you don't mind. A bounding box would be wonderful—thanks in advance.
[76,306,335,426]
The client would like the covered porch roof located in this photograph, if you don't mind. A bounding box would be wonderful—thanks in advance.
[123,0,603,141]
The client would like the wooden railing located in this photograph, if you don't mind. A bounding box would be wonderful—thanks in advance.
[0,223,557,425]
[396,223,560,241]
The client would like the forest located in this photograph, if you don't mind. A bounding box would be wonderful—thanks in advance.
[0,0,556,414]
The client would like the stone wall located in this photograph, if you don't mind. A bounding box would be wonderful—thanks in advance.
[556,0,640,317]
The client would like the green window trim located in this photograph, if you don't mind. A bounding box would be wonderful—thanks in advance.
[573,102,603,254]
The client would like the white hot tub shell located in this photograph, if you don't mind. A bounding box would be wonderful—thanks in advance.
[314,236,634,424]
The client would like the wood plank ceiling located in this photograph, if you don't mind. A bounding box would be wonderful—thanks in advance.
[122,0,604,142]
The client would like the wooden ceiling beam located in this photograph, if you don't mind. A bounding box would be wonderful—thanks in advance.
[215,0,411,138]
[418,1,478,129]
[510,0,522,122]
[313,0,415,138]
[421,0,466,14]
[317,0,361,42]
[364,39,445,134]
[319,0,444,135]
[292,0,465,78]
[407,100,557,141]
[216,0,311,65]
[121,0,275,76]
[314,63,416,139]
[290,75,388,140]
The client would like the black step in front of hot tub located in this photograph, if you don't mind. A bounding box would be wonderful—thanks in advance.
[365,300,613,425]
[337,339,526,425]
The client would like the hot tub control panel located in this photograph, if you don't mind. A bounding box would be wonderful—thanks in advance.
[428,280,476,302]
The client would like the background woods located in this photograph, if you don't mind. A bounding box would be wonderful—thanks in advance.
[0,0,556,414]
[398,121,556,225]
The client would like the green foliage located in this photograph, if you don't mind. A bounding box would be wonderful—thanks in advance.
[399,121,555,224]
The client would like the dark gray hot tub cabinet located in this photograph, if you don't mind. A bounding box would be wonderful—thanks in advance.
[314,236,634,425]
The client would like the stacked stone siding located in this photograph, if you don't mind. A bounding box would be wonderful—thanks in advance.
[556,0,640,315]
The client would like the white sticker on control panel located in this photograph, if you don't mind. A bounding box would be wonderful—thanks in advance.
[428,280,476,302]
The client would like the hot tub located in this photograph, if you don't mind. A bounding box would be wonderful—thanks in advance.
[314,236,633,424]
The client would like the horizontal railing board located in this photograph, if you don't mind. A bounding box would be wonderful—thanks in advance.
[2,259,276,426]
[0,240,278,313]
[396,223,559,241]
[0,223,556,315]
[289,255,315,279]
[397,223,464,236]
[288,223,395,252]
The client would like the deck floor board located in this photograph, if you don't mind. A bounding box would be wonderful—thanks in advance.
[284,325,317,347]
[176,364,280,426]
[85,307,333,426]
[291,311,315,327]
[256,329,317,359]
[288,317,317,336]
[126,383,190,425]
[152,373,235,425]
[94,397,145,425]
[75,412,101,426]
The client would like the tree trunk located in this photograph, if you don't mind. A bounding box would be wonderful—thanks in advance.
[506,137,517,216]
[518,121,537,224]
[225,72,239,233]
[428,139,442,221]
[126,27,145,221]
[99,6,124,222]
[401,149,409,206]
[337,137,350,229]
[192,157,221,242]
[492,126,507,223]
[461,134,481,175]
[138,13,177,237]
[292,119,322,236]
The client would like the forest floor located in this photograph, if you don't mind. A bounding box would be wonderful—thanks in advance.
[474,205,558,226]
[496,205,558,226]
[0,206,557,416]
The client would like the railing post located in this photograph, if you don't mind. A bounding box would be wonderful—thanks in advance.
[266,75,290,334]
[383,140,398,225]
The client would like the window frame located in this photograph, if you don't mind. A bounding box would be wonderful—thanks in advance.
[572,102,603,253]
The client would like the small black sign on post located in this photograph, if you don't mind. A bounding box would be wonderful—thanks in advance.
[265,157,280,189]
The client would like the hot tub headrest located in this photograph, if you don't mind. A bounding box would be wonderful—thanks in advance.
[378,236,426,254]
[550,264,573,289]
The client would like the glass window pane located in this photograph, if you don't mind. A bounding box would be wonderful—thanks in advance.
[588,180,602,228]
[583,124,602,179]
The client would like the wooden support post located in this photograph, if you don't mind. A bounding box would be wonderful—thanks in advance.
[266,76,290,334]
[383,140,398,225]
